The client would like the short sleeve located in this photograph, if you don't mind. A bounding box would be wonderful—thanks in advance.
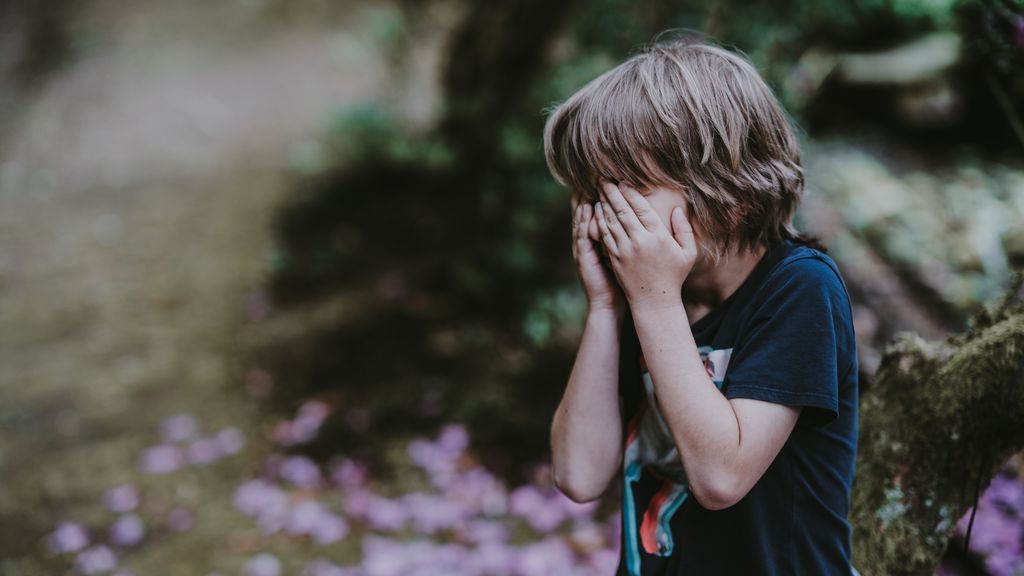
[722,255,850,428]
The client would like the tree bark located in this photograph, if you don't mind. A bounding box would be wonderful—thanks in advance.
[851,274,1024,575]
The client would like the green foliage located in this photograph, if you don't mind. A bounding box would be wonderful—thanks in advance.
[320,102,455,169]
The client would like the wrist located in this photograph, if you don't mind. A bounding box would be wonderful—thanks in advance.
[629,294,686,319]
[585,306,624,330]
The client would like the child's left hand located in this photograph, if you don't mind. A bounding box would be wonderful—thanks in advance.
[594,179,698,310]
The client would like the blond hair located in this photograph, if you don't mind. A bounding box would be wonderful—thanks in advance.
[542,35,808,265]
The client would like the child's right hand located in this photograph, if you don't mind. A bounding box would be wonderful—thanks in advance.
[572,191,625,318]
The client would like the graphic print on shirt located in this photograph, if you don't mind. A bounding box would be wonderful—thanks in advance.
[621,345,733,575]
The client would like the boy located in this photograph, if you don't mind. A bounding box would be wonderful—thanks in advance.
[544,37,859,575]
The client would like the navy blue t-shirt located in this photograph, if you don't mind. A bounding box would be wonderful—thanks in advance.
[615,238,859,576]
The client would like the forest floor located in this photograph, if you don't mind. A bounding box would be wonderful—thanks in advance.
[0,1,458,573]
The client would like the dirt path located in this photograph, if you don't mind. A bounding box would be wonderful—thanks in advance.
[0,1,453,571]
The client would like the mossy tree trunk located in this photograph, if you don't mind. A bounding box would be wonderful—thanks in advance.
[851,276,1024,575]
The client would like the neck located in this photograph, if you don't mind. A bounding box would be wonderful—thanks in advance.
[682,242,770,311]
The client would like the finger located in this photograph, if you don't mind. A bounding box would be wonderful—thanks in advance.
[617,183,664,232]
[576,205,597,254]
[595,202,620,257]
[598,180,644,238]
[670,206,695,248]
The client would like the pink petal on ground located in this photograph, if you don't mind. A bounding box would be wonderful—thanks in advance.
[234,479,290,534]
[216,427,246,455]
[585,548,620,574]
[402,491,470,534]
[279,455,322,489]
[286,500,328,535]
[436,423,469,455]
[75,545,118,575]
[464,541,517,576]
[513,537,577,576]
[48,522,89,554]
[160,413,198,443]
[443,466,508,517]
[508,485,545,518]
[552,489,599,520]
[245,553,282,576]
[103,484,139,513]
[186,437,224,466]
[310,513,349,546]
[109,514,145,547]
[363,494,408,532]
[361,535,408,576]
[456,519,510,546]
[342,487,374,518]
[139,445,185,474]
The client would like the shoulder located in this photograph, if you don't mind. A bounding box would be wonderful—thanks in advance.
[761,245,850,306]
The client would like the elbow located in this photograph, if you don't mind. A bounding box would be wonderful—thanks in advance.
[551,467,609,504]
[691,471,746,511]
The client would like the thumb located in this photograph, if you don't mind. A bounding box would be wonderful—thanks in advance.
[670,206,692,247]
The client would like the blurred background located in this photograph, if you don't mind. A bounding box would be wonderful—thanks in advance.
[0,0,1022,574]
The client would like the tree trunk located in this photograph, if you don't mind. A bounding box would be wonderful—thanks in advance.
[851,275,1024,575]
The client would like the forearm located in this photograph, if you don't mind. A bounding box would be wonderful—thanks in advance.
[550,309,624,502]
[630,300,741,507]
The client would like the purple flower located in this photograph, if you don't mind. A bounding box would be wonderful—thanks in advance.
[401,491,470,534]
[109,514,145,547]
[457,519,511,546]
[186,437,224,465]
[290,401,331,444]
[363,494,408,531]
[586,548,620,574]
[436,423,469,455]
[279,455,322,489]
[139,445,184,474]
[245,553,282,576]
[406,438,458,489]
[464,541,517,575]
[342,487,373,518]
[513,537,577,576]
[443,466,507,517]
[510,484,569,531]
[361,536,471,575]
[286,501,338,538]
[75,545,117,575]
[160,413,198,443]
[217,427,246,455]
[48,522,89,554]
[361,535,407,575]
[234,479,290,534]
[330,458,368,490]
[309,513,349,546]
[985,552,1024,576]
[553,490,598,520]
[103,485,139,514]
[569,520,605,551]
